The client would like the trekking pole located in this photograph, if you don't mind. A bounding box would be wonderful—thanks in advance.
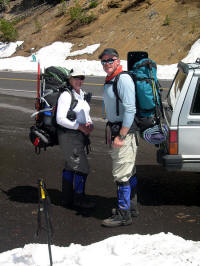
[149,62,161,123]
[149,63,158,102]
[149,63,165,135]
[36,62,41,121]
[37,178,53,266]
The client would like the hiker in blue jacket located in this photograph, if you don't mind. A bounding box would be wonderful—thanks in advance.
[56,69,95,209]
[99,48,139,227]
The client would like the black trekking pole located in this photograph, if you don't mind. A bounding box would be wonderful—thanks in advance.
[36,178,53,266]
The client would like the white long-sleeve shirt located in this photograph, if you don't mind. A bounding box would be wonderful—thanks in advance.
[56,89,93,130]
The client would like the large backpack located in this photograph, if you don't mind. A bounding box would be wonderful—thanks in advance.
[29,65,78,154]
[111,51,167,144]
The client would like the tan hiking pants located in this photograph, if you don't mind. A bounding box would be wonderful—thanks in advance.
[110,133,137,183]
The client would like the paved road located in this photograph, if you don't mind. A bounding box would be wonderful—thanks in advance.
[0,93,200,254]
[0,71,172,99]
[0,71,103,98]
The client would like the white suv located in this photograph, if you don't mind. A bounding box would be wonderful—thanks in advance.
[157,59,200,172]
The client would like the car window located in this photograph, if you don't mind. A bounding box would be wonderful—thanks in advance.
[167,70,187,110]
[191,80,200,114]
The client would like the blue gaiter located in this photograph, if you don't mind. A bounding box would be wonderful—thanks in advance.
[117,183,131,210]
[74,173,87,194]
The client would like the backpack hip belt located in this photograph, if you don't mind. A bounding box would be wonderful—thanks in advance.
[105,121,122,145]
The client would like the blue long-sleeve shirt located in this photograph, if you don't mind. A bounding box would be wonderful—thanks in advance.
[103,73,136,128]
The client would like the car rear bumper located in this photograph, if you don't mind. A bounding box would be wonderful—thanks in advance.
[157,150,200,172]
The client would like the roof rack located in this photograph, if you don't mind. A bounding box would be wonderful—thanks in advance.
[178,59,200,74]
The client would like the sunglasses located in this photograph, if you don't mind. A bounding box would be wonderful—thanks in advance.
[73,76,85,80]
[101,58,117,65]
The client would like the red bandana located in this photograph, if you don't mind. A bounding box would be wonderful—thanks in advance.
[105,65,123,83]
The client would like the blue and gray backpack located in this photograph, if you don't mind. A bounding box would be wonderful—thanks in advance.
[112,52,164,134]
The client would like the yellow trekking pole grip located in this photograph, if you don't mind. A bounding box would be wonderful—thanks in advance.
[40,180,46,199]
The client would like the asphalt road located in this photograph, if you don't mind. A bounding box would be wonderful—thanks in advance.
[0,71,172,99]
[0,71,104,99]
[1,90,200,254]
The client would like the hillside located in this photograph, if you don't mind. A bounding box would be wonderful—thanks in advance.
[1,0,200,64]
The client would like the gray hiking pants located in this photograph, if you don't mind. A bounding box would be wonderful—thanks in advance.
[57,128,89,175]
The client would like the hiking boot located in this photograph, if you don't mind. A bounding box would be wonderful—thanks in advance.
[129,176,139,217]
[130,197,139,217]
[73,193,96,209]
[112,205,139,218]
[62,170,74,207]
[131,208,139,217]
[102,208,132,227]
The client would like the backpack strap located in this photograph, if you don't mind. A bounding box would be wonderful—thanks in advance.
[70,91,78,110]
[109,71,132,116]
[147,65,164,124]
[112,74,121,116]
[64,87,78,110]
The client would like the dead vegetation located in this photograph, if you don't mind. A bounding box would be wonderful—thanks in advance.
[1,0,200,64]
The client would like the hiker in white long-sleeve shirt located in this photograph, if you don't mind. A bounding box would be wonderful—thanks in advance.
[56,69,95,209]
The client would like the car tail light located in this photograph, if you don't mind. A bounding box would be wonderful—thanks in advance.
[169,130,178,155]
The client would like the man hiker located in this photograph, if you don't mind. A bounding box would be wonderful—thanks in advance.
[99,48,139,227]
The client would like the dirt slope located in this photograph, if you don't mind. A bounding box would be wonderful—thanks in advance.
[2,0,200,64]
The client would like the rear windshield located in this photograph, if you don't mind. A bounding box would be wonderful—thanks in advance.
[167,69,187,110]
[191,80,200,114]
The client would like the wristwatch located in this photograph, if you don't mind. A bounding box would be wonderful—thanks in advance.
[118,134,126,140]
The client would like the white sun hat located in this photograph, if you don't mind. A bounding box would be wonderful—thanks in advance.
[70,68,85,79]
